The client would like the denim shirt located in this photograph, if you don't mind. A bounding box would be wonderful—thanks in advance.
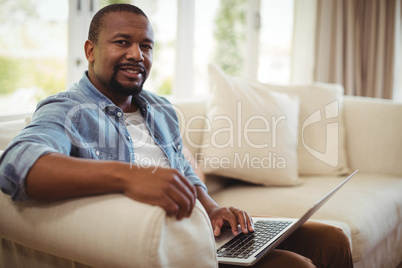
[0,72,206,201]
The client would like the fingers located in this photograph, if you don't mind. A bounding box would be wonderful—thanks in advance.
[211,206,254,237]
[212,217,225,236]
[155,170,197,220]
[214,225,221,236]
[230,207,254,234]
[124,166,197,220]
[245,211,254,232]
[227,207,253,235]
[165,174,196,220]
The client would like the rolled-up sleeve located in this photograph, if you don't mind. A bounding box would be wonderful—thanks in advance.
[0,97,79,201]
[0,142,58,201]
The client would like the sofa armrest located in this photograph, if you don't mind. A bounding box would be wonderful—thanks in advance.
[0,192,217,268]
[343,96,402,176]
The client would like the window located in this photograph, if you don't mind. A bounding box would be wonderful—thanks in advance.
[194,0,246,96]
[144,0,177,96]
[89,0,294,97]
[0,0,68,113]
[0,0,296,114]
[258,0,294,84]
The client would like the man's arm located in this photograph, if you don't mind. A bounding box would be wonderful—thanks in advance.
[25,153,197,220]
[26,152,253,236]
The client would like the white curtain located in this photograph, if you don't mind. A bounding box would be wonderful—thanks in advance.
[291,0,317,84]
[316,0,401,99]
[292,0,401,100]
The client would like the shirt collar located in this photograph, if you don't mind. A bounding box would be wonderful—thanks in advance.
[76,71,149,114]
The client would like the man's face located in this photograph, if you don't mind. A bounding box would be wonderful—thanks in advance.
[87,12,154,97]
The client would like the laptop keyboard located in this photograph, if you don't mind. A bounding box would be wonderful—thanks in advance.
[217,220,292,259]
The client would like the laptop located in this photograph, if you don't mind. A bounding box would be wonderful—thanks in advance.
[215,169,358,266]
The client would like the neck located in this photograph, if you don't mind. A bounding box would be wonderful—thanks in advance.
[86,71,139,113]
[111,94,138,113]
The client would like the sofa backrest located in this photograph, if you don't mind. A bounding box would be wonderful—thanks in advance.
[343,96,402,177]
[175,95,402,177]
[173,97,208,156]
[0,96,400,177]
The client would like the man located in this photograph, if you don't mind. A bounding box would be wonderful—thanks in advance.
[0,4,353,268]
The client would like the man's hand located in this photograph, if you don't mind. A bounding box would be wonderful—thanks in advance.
[123,166,197,220]
[209,206,254,236]
[196,186,254,236]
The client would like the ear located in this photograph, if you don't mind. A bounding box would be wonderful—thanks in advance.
[84,40,95,63]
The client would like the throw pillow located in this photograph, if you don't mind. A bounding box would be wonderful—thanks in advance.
[246,81,350,175]
[199,64,301,186]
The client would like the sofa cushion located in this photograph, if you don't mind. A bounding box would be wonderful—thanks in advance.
[201,64,301,186]
[208,173,402,262]
[246,81,349,176]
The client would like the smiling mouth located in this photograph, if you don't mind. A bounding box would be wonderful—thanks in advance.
[115,63,146,78]
[124,69,139,74]
[121,67,142,74]
[119,67,145,79]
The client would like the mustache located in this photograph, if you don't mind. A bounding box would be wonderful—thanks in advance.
[114,63,146,74]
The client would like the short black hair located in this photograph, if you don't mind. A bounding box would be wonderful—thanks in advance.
[88,3,148,44]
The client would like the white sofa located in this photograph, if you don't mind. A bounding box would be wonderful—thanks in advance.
[177,95,402,268]
[0,81,401,267]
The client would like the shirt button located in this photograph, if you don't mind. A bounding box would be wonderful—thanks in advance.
[117,112,123,117]
[95,150,100,156]
[177,144,181,150]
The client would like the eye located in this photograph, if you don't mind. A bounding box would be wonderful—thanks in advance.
[115,40,128,45]
[141,44,153,51]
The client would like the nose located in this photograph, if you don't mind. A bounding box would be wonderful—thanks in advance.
[126,44,144,62]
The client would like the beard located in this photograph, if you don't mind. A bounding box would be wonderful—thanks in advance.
[110,64,147,97]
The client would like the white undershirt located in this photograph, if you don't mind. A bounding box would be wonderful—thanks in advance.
[124,110,170,168]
